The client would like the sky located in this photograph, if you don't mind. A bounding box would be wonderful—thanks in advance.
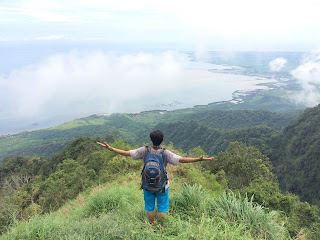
[1,0,320,134]
[1,0,320,50]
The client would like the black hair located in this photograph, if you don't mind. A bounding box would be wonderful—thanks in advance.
[150,130,164,146]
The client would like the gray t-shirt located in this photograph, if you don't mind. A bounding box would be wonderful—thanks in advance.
[130,146,181,188]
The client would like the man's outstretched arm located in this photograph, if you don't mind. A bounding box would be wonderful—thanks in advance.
[97,142,131,156]
[179,155,214,163]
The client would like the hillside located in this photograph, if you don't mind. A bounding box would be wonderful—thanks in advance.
[0,114,149,163]
[0,183,290,240]
[182,109,299,130]
[2,102,320,237]
[1,103,319,210]
[0,137,319,239]
[0,109,300,164]
[270,104,320,206]
[155,121,276,156]
[152,104,320,208]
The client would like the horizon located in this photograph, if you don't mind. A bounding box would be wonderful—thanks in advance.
[0,48,318,135]
[1,0,320,134]
[1,0,320,51]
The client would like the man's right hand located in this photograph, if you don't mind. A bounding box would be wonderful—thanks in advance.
[97,142,131,156]
[97,141,112,150]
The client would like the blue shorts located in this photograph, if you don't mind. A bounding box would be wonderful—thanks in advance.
[143,188,169,212]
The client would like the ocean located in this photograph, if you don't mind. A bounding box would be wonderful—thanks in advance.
[0,42,305,135]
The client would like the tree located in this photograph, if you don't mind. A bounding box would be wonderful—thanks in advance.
[202,141,275,189]
[38,159,92,210]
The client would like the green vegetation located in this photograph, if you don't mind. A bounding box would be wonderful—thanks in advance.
[270,104,320,206]
[201,142,275,189]
[0,137,319,239]
[156,121,276,156]
[182,109,299,130]
[153,104,320,209]
[208,191,284,239]
[0,108,299,163]
[206,87,306,113]
[0,185,290,240]
[1,97,320,238]
[1,50,318,238]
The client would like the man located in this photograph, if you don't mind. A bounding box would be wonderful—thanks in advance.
[97,130,214,224]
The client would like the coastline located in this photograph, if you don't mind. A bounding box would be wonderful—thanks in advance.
[0,57,297,137]
[0,71,288,138]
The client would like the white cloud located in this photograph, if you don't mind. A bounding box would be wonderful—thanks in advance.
[36,34,65,40]
[291,50,320,107]
[0,49,276,123]
[1,0,320,50]
[269,58,287,72]
[0,5,89,23]
[0,51,188,119]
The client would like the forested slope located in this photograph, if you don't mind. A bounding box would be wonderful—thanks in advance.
[0,137,319,239]
[0,114,150,163]
[156,104,320,208]
[271,104,320,205]
[182,109,299,130]
[0,109,299,163]
[2,105,320,228]
[155,121,276,156]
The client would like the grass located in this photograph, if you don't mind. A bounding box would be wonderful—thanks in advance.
[82,185,138,217]
[0,178,290,240]
[208,191,286,239]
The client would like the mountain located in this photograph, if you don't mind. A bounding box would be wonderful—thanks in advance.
[0,136,319,239]
[0,109,300,164]
[154,105,320,207]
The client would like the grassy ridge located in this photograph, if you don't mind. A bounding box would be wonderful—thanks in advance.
[1,137,318,239]
[0,175,289,240]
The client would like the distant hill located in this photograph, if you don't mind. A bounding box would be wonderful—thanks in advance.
[0,114,150,163]
[182,109,299,130]
[0,109,299,163]
[155,120,276,156]
[3,102,320,209]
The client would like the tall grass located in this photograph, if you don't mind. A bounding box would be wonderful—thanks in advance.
[0,183,290,240]
[1,213,64,240]
[170,183,209,218]
[82,186,137,217]
[208,191,288,240]
[170,184,289,240]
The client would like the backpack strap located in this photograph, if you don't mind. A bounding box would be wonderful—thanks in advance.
[161,148,168,193]
[161,148,166,158]
[141,146,149,190]
[146,146,165,154]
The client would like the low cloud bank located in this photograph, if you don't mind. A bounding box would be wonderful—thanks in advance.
[269,57,287,72]
[0,51,189,120]
[291,50,320,107]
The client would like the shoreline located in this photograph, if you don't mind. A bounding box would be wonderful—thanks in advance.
[0,66,292,137]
